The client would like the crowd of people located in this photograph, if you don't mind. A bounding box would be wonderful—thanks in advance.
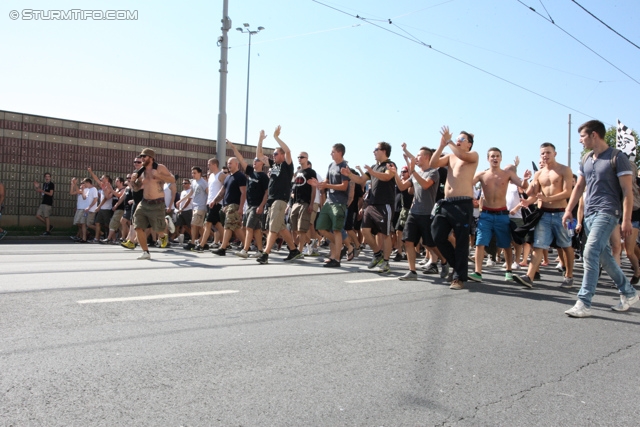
[3,120,638,318]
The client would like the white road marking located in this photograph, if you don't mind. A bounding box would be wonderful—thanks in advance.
[345,277,399,283]
[77,290,239,304]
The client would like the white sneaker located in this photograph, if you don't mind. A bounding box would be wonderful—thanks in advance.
[235,249,249,259]
[249,250,263,258]
[165,215,175,233]
[611,294,639,312]
[502,262,507,268]
[137,251,151,260]
[565,300,591,318]
[485,258,495,267]
[511,262,520,270]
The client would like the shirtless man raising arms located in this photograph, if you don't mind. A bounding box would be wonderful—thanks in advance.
[514,143,574,288]
[469,148,530,283]
[130,148,176,260]
[429,126,479,290]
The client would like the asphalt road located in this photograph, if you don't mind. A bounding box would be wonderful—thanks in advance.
[1,242,639,426]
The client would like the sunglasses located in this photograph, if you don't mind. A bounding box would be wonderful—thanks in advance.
[457,137,467,143]
[139,155,149,158]
[298,156,307,159]
[134,161,142,164]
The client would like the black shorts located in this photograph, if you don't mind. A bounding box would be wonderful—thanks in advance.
[362,204,393,236]
[175,209,193,227]
[402,213,435,247]
[206,204,222,225]
[344,207,358,231]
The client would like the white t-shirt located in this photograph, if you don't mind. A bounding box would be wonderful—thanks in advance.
[80,187,98,212]
[163,183,173,209]
[207,171,224,205]
[98,189,112,210]
[178,189,193,211]
[506,183,522,219]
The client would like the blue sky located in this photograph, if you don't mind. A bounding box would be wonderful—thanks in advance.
[2,0,639,177]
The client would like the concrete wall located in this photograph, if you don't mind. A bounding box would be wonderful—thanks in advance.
[0,110,273,228]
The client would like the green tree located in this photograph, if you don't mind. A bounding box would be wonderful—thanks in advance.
[580,125,640,168]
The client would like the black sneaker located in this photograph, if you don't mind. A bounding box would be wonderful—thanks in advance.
[514,274,534,288]
[49,226,54,233]
[202,244,210,251]
[183,242,195,251]
[393,252,403,262]
[323,259,341,268]
[284,249,302,262]
[257,252,269,264]
[534,271,541,280]
[192,245,204,253]
[422,264,439,274]
[211,247,226,256]
[340,246,348,261]
[42,231,51,236]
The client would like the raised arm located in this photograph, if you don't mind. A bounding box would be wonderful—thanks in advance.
[273,126,292,165]
[227,139,247,170]
[256,130,266,159]
[430,126,452,169]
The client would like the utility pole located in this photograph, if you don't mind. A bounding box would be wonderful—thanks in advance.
[216,0,231,166]
[568,113,571,168]
[237,24,265,145]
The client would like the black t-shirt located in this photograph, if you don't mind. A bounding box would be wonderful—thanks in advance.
[123,187,134,211]
[114,190,125,211]
[292,167,317,204]
[42,182,54,206]
[245,165,269,207]
[268,161,294,203]
[348,181,364,212]
[400,187,413,210]
[223,170,247,206]
[133,188,143,204]
[366,160,396,205]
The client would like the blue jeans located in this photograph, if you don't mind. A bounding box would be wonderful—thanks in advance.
[578,212,637,308]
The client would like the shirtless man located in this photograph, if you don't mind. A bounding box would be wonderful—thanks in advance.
[429,126,479,290]
[130,148,175,260]
[514,143,574,288]
[469,148,530,283]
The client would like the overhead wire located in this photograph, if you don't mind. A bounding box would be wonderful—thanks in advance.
[310,0,598,119]
[569,0,640,51]
[392,21,607,82]
[515,0,640,86]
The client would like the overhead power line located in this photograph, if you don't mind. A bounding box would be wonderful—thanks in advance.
[569,0,640,51]
[516,0,640,86]
[310,0,598,119]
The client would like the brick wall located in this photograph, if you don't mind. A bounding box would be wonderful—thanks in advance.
[0,110,273,227]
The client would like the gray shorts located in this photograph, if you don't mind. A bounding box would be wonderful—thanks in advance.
[244,205,264,230]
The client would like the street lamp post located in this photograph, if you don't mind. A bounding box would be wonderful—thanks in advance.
[237,23,264,145]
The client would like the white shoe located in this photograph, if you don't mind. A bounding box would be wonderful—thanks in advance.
[137,251,151,260]
[502,262,507,268]
[485,258,495,267]
[611,294,639,312]
[249,250,263,258]
[235,249,249,259]
[165,215,175,233]
[565,300,591,318]
[511,262,520,270]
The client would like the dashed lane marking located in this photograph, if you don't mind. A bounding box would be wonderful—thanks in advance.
[77,290,239,304]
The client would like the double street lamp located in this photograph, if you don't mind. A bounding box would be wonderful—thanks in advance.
[236,23,265,145]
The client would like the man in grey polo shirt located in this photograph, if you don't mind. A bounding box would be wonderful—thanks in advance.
[563,120,639,317]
